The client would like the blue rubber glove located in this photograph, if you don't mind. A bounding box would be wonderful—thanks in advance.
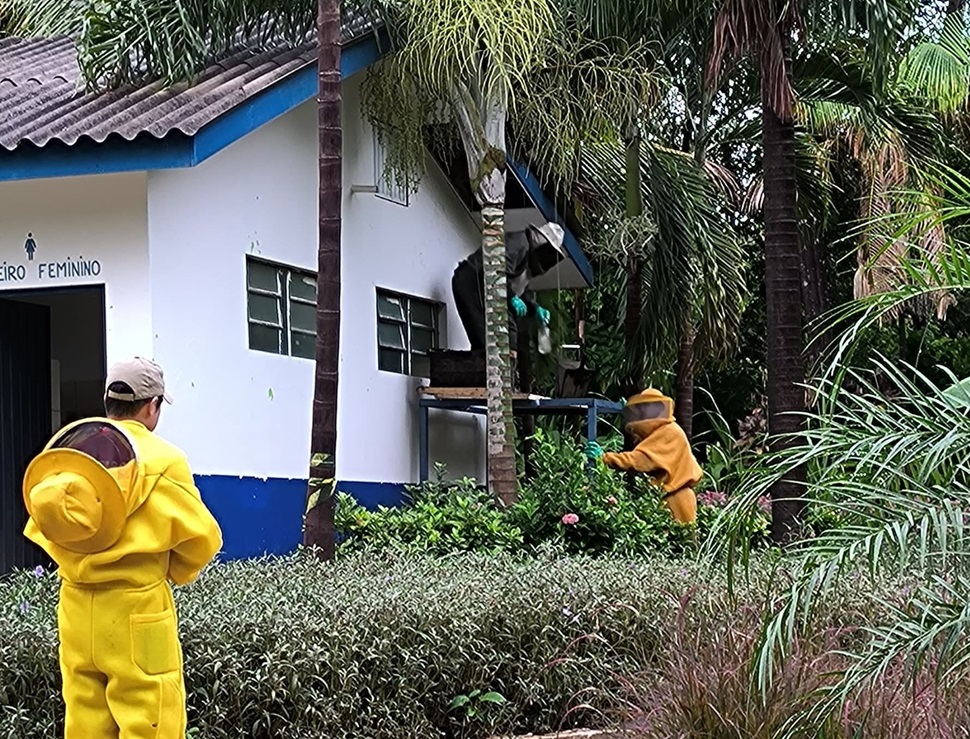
[535,305,551,325]
[510,296,528,317]
[585,440,604,460]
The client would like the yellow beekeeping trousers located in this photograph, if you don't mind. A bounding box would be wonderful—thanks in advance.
[664,486,697,525]
[58,579,186,739]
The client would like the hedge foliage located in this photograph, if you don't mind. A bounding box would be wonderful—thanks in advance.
[335,428,771,557]
[0,550,912,738]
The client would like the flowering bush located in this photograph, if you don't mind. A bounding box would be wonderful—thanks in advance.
[337,429,771,556]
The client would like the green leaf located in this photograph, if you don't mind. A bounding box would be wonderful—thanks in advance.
[449,695,470,710]
[480,692,507,704]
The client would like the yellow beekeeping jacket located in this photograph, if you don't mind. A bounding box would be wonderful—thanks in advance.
[24,418,222,588]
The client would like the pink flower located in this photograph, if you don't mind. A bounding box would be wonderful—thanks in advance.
[606,496,618,506]
[698,490,728,508]
[561,513,580,526]
[758,496,772,515]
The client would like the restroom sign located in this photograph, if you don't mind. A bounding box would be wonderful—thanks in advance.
[2,232,103,285]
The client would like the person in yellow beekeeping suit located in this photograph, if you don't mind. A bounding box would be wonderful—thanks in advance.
[586,388,702,524]
[22,357,223,739]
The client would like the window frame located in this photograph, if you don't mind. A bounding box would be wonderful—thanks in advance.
[376,288,442,377]
[373,128,410,207]
[246,256,317,360]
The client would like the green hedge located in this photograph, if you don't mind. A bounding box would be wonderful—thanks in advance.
[2,550,906,738]
[1,550,776,739]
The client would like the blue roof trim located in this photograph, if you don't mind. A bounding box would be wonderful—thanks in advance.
[507,157,593,287]
[192,30,385,164]
[0,31,385,183]
[0,134,194,182]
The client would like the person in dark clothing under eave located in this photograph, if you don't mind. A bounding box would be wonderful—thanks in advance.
[451,222,566,352]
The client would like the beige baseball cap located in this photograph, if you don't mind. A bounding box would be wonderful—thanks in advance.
[105,357,173,404]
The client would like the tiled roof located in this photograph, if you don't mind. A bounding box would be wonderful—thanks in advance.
[0,15,375,151]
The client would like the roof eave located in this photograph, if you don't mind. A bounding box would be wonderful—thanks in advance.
[0,29,386,183]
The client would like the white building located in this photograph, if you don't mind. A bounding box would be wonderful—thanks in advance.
[0,28,592,567]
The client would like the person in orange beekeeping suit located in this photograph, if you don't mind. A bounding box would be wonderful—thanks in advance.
[22,357,222,739]
[586,388,702,524]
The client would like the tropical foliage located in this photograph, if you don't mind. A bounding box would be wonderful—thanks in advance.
[704,158,970,729]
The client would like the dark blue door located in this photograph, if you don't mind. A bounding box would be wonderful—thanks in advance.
[0,297,52,575]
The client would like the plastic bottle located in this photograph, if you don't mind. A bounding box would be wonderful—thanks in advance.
[537,324,552,355]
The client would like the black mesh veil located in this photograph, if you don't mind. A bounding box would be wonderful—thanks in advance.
[51,422,136,470]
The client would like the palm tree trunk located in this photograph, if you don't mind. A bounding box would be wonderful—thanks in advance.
[623,128,644,492]
[482,203,518,505]
[674,323,695,440]
[674,90,709,443]
[623,128,644,394]
[801,236,829,376]
[762,44,807,545]
[304,0,341,559]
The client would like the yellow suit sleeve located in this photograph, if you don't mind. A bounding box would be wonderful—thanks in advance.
[160,457,224,586]
[601,449,660,474]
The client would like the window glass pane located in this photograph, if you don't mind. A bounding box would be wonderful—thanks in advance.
[290,273,317,302]
[248,261,280,293]
[377,320,406,350]
[377,293,405,322]
[291,331,315,359]
[249,323,283,354]
[378,348,405,374]
[410,326,435,354]
[290,301,316,333]
[249,293,282,325]
[411,301,435,327]
[410,354,431,378]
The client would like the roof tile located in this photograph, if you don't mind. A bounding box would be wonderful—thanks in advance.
[0,14,375,151]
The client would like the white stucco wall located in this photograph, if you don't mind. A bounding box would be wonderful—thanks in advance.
[147,75,485,484]
[0,173,152,358]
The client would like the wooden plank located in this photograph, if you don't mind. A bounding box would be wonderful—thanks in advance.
[419,386,547,401]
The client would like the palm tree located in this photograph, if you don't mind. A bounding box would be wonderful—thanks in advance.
[360,0,560,505]
[560,0,749,441]
[699,27,970,716]
[361,0,656,504]
[577,139,747,412]
[705,0,919,542]
[738,43,950,371]
[304,0,343,558]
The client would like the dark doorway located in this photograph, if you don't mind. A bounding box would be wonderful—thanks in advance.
[0,286,106,575]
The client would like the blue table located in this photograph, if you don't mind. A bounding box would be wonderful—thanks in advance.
[417,389,625,482]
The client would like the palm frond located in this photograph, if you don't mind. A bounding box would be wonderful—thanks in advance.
[899,10,970,114]
[385,0,555,106]
[510,28,663,188]
[703,354,970,701]
[1,0,86,38]
[706,0,795,120]
[579,139,746,377]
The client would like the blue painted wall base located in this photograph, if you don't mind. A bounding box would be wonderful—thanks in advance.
[196,475,406,560]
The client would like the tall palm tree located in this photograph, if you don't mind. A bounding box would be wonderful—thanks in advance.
[360,0,559,505]
[705,0,918,542]
[561,0,749,441]
[362,0,656,504]
[304,0,342,558]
